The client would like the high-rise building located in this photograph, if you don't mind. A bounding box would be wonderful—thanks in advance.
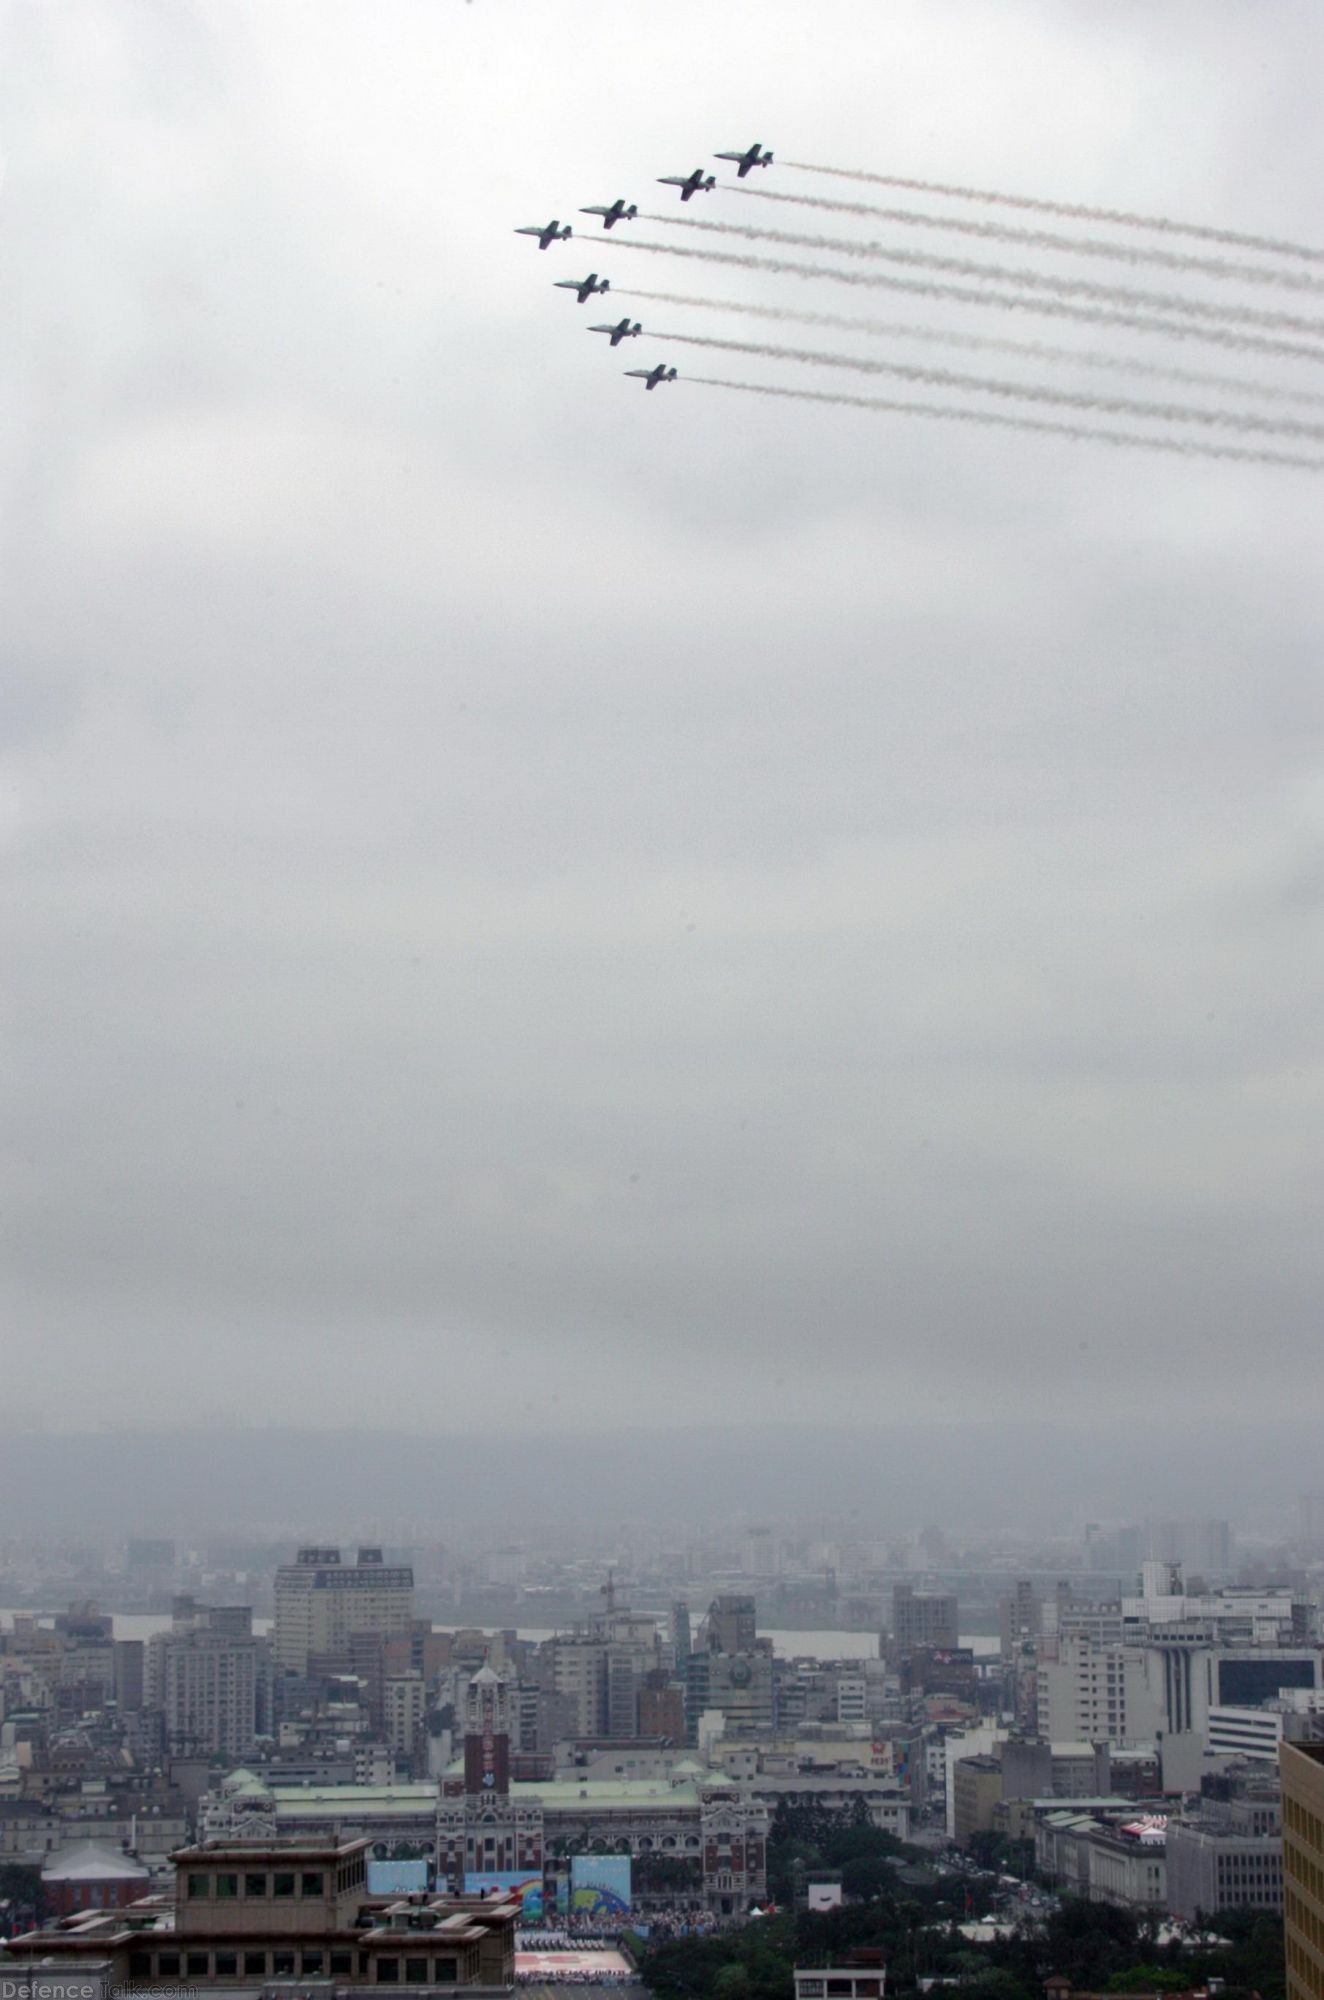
[705,1596,757,1655]
[1283,1740,1324,2000]
[638,1670,687,1742]
[1144,1518,1234,1580]
[384,1671,426,1765]
[891,1583,959,1652]
[146,1603,270,1756]
[742,1528,778,1579]
[274,1547,414,1675]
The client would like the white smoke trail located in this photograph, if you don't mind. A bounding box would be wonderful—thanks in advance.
[606,239,1324,365]
[686,375,1324,471]
[641,213,1324,339]
[730,185,1324,295]
[781,162,1324,266]
[649,331,1324,443]
[616,288,1324,411]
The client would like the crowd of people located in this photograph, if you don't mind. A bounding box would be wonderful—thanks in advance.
[629,1903,734,1940]
[517,1930,623,1950]
[516,1971,636,1986]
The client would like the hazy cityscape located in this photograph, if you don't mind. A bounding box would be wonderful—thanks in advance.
[3,1509,1324,1996]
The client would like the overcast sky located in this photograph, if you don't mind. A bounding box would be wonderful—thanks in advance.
[3,0,1322,1442]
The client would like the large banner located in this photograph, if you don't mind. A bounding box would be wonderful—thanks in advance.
[367,1859,430,1896]
[464,1870,545,1919]
[570,1854,632,1917]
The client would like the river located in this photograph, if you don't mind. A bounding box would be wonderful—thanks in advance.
[0,1610,998,1659]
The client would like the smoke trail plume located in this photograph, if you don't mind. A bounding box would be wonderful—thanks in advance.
[781,163,1324,266]
[686,376,1324,470]
[649,331,1324,442]
[616,288,1324,411]
[730,185,1324,295]
[642,214,1324,338]
[606,239,1324,365]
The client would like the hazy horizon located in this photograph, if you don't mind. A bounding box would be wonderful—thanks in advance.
[0,1419,1316,1537]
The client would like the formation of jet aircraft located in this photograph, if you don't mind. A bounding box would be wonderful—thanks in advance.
[657,167,716,201]
[590,319,643,347]
[520,145,772,401]
[555,273,610,302]
[715,141,773,177]
[580,197,638,230]
[514,219,572,249]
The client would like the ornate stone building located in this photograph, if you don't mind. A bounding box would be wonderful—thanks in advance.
[436,1666,545,1889]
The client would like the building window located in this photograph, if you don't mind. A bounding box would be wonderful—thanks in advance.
[302,1951,324,1975]
[244,1951,268,1976]
[377,1957,400,1983]
[406,1958,429,1983]
[157,1955,181,1977]
[128,1955,151,1982]
[433,1964,456,1984]
[301,1870,324,1896]
[330,1952,354,1976]
[186,1954,210,1978]
[215,1954,237,1978]
[215,1872,238,1898]
[273,1871,296,1896]
[245,1872,267,1896]
[187,1873,210,1898]
[272,1952,296,1977]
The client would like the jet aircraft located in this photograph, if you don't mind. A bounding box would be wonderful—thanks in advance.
[625,364,677,390]
[514,219,572,249]
[580,198,638,230]
[590,318,642,346]
[715,141,773,177]
[657,168,716,201]
[555,273,610,302]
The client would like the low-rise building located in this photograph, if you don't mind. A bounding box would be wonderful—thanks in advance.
[1166,1792,1283,1921]
[1035,1810,1167,1911]
[6,1838,518,1992]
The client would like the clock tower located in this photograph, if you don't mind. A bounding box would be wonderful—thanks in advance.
[437,1663,543,1893]
[463,1663,512,1796]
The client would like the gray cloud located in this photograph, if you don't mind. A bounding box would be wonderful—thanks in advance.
[2,0,1322,1443]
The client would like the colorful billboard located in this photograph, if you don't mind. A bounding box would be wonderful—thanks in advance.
[569,1854,632,1917]
[367,1859,430,1896]
[464,1870,545,1918]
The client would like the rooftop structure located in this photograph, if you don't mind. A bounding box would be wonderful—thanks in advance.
[5,1837,518,1992]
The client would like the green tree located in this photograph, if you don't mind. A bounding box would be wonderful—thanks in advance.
[0,1862,47,1924]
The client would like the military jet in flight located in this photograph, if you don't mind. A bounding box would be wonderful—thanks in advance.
[715,141,773,177]
[590,318,642,346]
[554,273,610,303]
[580,198,638,230]
[625,364,677,390]
[514,219,572,249]
[657,168,716,201]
